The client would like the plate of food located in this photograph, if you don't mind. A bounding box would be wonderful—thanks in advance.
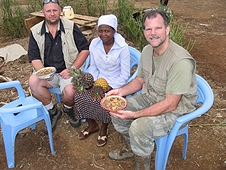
[100,95,127,112]
[35,67,56,79]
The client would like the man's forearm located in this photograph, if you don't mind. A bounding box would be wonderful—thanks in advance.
[31,60,44,71]
[121,77,144,96]
[72,50,89,69]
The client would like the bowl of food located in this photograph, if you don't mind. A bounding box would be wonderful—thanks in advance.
[35,67,56,79]
[100,95,127,112]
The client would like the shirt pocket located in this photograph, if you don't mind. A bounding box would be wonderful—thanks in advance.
[152,75,167,95]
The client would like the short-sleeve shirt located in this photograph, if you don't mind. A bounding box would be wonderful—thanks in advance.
[28,20,89,73]
[137,42,195,96]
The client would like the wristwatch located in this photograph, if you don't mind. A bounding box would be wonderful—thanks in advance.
[71,66,76,70]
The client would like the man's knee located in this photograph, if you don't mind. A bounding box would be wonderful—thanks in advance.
[111,116,131,135]
[63,84,75,100]
[129,118,146,138]
[129,117,156,141]
[29,74,39,88]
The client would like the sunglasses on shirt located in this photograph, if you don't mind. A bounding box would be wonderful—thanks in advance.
[43,0,59,4]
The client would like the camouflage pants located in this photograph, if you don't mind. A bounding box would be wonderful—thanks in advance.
[111,94,178,157]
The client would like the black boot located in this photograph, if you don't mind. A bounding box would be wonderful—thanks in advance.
[48,104,62,132]
[63,106,81,128]
[142,155,151,170]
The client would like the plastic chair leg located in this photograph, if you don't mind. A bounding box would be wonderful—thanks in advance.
[182,132,188,159]
[175,124,188,159]
[42,107,56,155]
[44,120,55,155]
[1,125,17,168]
[182,125,188,159]
[155,125,188,170]
[155,135,168,170]
[48,87,62,103]
[55,93,62,103]
[30,123,36,130]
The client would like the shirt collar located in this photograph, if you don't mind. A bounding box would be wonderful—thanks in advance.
[41,19,65,35]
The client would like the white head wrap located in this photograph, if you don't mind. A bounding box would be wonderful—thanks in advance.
[97,14,118,31]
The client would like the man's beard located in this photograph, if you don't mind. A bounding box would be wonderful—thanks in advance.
[46,18,60,26]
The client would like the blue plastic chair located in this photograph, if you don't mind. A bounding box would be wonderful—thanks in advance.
[134,74,214,170]
[0,80,55,168]
[48,46,141,103]
[127,46,141,83]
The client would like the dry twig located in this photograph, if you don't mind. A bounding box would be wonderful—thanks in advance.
[190,122,226,127]
[91,154,105,170]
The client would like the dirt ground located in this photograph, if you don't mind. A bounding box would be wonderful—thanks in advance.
[0,0,226,169]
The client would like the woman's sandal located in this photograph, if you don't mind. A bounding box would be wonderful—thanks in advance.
[78,128,99,140]
[97,135,107,147]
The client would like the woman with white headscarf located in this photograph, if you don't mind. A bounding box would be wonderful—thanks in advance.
[74,14,130,147]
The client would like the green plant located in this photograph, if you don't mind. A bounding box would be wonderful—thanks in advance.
[61,0,72,5]
[157,4,174,23]
[71,0,82,14]
[1,0,28,38]
[85,0,100,16]
[170,21,196,52]
[73,0,108,16]
[116,0,147,50]
[26,0,42,17]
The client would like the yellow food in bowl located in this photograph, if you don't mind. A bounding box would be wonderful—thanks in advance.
[36,67,55,76]
[102,96,127,111]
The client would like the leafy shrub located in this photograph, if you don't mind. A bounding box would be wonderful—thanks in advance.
[1,0,28,38]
